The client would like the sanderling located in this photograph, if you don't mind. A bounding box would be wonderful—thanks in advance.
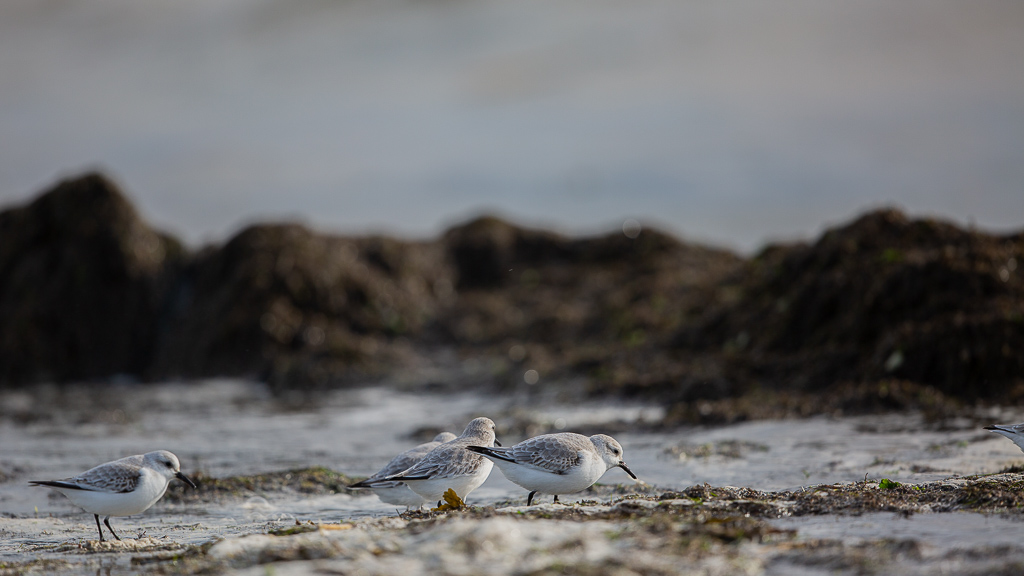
[381,417,499,504]
[30,450,196,542]
[985,423,1024,453]
[348,431,458,509]
[467,432,637,506]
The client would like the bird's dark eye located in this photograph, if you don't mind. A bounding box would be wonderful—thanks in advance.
[165,461,174,468]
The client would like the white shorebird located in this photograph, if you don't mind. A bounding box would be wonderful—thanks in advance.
[985,423,1024,453]
[380,417,499,504]
[467,432,637,506]
[30,450,196,542]
[348,431,458,509]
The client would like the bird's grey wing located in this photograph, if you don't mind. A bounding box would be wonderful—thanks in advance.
[510,435,585,474]
[373,442,440,479]
[69,459,142,494]
[390,445,480,480]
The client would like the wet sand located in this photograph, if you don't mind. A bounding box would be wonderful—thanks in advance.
[2,380,1024,574]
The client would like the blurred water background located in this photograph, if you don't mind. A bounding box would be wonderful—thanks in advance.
[1,0,1022,252]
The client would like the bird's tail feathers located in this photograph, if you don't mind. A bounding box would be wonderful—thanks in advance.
[465,445,515,463]
[29,480,89,491]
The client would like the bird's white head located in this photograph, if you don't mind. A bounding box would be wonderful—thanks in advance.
[462,417,499,447]
[144,450,197,488]
[590,434,637,479]
[433,432,458,443]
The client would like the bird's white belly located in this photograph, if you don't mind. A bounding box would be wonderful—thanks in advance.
[496,457,605,496]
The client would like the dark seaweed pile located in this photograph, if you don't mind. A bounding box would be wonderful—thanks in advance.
[1,172,1021,414]
[678,209,1024,401]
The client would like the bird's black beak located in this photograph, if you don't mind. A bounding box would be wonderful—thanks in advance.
[618,462,637,480]
[176,471,197,489]
[495,439,502,447]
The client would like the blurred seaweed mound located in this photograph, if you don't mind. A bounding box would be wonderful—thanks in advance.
[0,173,186,383]
[151,223,450,389]
[0,173,1021,410]
[677,210,1024,402]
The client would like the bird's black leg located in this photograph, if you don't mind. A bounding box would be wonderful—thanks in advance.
[527,491,537,506]
[94,514,105,542]
[553,495,560,504]
[103,517,121,541]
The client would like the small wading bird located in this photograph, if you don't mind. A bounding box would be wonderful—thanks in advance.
[377,417,500,505]
[348,431,458,510]
[985,423,1024,453]
[30,450,196,542]
[467,432,637,506]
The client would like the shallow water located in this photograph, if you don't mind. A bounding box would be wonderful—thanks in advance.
[2,380,1024,573]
